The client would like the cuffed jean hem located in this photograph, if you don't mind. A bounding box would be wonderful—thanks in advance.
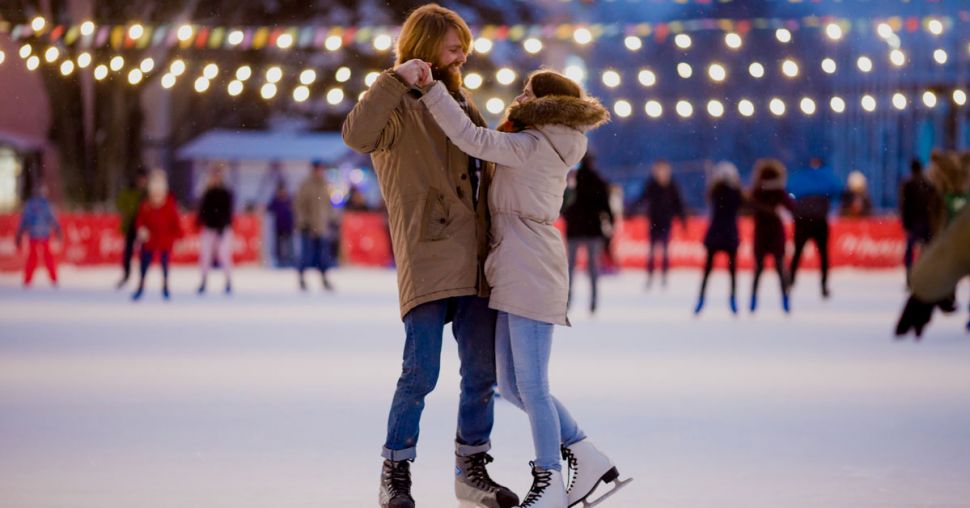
[382,446,416,462]
[456,440,491,457]
[563,433,588,448]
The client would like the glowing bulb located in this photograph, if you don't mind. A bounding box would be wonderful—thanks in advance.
[59,60,75,76]
[564,65,585,83]
[877,23,893,39]
[161,74,176,89]
[496,68,517,86]
[0,50,5,66]
[326,88,345,105]
[127,68,143,85]
[934,49,948,65]
[776,28,792,44]
[890,49,906,67]
[44,47,59,63]
[707,100,725,118]
[276,33,294,49]
[725,33,742,50]
[228,30,244,46]
[235,65,251,81]
[927,18,944,36]
[93,64,108,80]
[861,94,877,112]
[227,80,243,96]
[203,63,219,80]
[738,99,755,117]
[109,56,124,72]
[573,28,593,45]
[194,77,210,93]
[464,72,483,90]
[614,100,632,118]
[265,66,282,83]
[782,59,799,78]
[674,34,692,49]
[128,24,144,40]
[893,93,907,110]
[857,56,873,73]
[708,63,727,83]
[638,69,656,87]
[335,67,351,83]
[373,34,392,52]
[474,37,493,54]
[821,58,837,74]
[954,90,967,106]
[486,98,505,114]
[26,56,40,71]
[749,62,765,79]
[170,59,186,76]
[19,44,32,59]
[76,52,91,68]
[300,69,317,85]
[676,100,693,118]
[31,16,46,32]
[922,91,937,108]
[177,24,194,42]
[602,70,621,88]
[769,98,786,116]
[677,63,693,79]
[830,96,846,113]
[825,23,843,41]
[800,97,816,115]
[624,36,642,51]
[261,83,277,100]
[293,85,310,102]
[523,38,543,55]
[80,21,95,37]
[645,100,663,118]
[140,58,155,73]
[325,35,342,51]
[365,71,381,87]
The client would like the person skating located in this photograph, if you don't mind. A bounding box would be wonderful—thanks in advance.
[695,162,743,316]
[925,150,970,319]
[342,5,517,507]
[633,160,686,289]
[899,159,939,287]
[562,154,614,314]
[839,171,873,218]
[132,170,182,301]
[295,161,337,292]
[116,171,147,288]
[16,184,61,288]
[749,159,795,314]
[267,181,296,267]
[787,157,842,299]
[196,166,235,295]
[419,66,629,508]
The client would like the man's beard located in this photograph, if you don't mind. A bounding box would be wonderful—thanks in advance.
[432,63,463,94]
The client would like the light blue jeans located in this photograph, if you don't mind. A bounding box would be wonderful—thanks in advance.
[495,312,586,471]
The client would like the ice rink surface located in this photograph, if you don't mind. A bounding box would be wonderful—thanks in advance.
[1,266,969,508]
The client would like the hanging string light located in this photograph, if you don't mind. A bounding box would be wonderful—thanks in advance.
[861,94,877,112]
[364,71,381,87]
[335,66,351,83]
[235,65,251,81]
[373,34,392,52]
[738,99,755,117]
[128,23,145,40]
[825,23,843,41]
[677,63,693,79]
[161,73,176,89]
[227,30,244,46]
[203,63,220,80]
[324,35,342,51]
[821,58,837,74]
[676,100,693,118]
[892,93,907,110]
[725,33,742,50]
[496,68,517,85]
[707,99,725,118]
[93,64,108,80]
[800,97,816,115]
[523,37,543,55]
[170,59,187,77]
[890,49,906,67]
[227,80,244,96]
[613,100,632,118]
[602,70,621,88]
[474,37,492,54]
[781,59,799,78]
[77,52,92,68]
[261,83,278,99]
[857,55,873,73]
[749,62,765,79]
[326,88,345,105]
[674,33,692,49]
[59,60,75,76]
[80,21,96,37]
[830,96,846,113]
[638,69,656,87]
[26,55,40,71]
[708,63,727,83]
[194,77,210,93]
[109,56,124,71]
[624,36,642,51]
[128,68,144,85]
[933,49,948,65]
[573,28,593,46]
[775,28,792,44]
[464,72,483,90]
[485,97,505,114]
[769,98,786,116]
[293,85,310,102]
[954,90,968,107]
[31,16,46,33]
[922,90,937,108]
[276,33,295,49]
[645,100,663,118]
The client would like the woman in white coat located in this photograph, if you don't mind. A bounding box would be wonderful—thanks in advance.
[416,67,623,508]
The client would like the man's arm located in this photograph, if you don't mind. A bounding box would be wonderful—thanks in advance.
[341,71,409,154]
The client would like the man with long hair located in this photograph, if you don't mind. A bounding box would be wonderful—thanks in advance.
[342,5,517,508]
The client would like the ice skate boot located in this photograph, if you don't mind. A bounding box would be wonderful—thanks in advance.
[197,279,206,295]
[379,459,415,508]
[729,295,738,315]
[749,294,758,313]
[562,439,632,507]
[131,285,144,301]
[693,295,705,315]
[519,462,567,508]
[782,294,790,314]
[455,452,518,508]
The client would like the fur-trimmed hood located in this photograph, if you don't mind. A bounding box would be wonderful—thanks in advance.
[507,95,610,131]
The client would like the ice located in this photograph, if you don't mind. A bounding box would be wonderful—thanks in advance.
[1,266,969,507]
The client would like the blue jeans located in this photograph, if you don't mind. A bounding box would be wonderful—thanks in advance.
[383,296,498,461]
[495,312,586,472]
[299,232,333,274]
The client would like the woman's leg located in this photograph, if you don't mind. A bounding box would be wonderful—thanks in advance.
[199,228,215,281]
[218,230,233,286]
[587,238,602,312]
[566,240,579,307]
[698,248,715,299]
[40,239,57,284]
[728,250,738,299]
[494,312,524,409]
[751,254,764,311]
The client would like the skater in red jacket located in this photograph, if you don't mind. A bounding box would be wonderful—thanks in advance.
[132,170,182,301]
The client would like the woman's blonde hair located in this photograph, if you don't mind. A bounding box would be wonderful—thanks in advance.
[395,3,472,66]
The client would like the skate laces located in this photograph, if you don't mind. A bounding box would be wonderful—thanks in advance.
[561,446,579,492]
[384,460,413,497]
[520,462,553,507]
[464,452,500,492]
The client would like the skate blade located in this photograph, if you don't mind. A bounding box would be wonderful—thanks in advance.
[579,477,633,508]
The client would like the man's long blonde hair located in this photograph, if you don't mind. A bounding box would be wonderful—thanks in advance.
[395,3,472,66]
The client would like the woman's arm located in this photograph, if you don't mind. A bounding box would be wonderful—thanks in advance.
[420,82,538,168]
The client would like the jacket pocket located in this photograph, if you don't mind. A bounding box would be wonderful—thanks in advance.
[420,187,453,241]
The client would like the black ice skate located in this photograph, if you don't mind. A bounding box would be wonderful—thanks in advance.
[379,459,415,508]
[455,452,519,508]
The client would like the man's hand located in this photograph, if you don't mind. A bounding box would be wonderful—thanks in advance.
[394,59,432,87]
[895,295,935,339]
[137,227,150,243]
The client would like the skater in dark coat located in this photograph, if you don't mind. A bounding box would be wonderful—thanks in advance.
[899,159,939,286]
[633,160,686,288]
[695,161,743,315]
[562,154,614,313]
[749,159,794,313]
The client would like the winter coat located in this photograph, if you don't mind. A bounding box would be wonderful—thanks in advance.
[295,175,336,237]
[636,179,686,233]
[563,167,613,239]
[116,188,145,233]
[421,81,609,326]
[787,166,842,220]
[267,195,295,234]
[17,197,60,240]
[343,71,495,320]
[899,175,938,232]
[136,195,182,252]
[911,206,970,303]
[197,187,234,233]
[703,183,742,252]
[927,150,970,232]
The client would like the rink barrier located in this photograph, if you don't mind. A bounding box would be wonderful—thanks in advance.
[0,212,905,272]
